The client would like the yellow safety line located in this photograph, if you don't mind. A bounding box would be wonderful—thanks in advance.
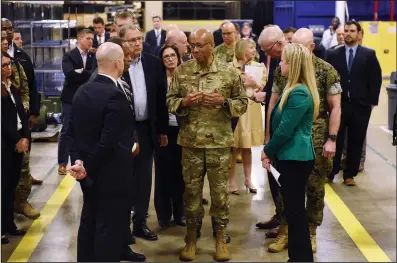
[324,184,391,262]
[7,175,77,262]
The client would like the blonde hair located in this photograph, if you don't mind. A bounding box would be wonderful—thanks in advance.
[279,43,320,120]
[234,39,256,60]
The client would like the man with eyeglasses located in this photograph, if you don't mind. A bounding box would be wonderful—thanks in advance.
[167,29,248,262]
[254,24,289,236]
[213,22,238,63]
[119,24,168,242]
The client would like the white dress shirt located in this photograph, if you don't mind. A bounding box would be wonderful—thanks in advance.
[98,73,137,153]
[77,46,88,68]
[3,80,22,130]
[128,56,148,121]
[97,33,105,46]
[320,29,338,50]
[7,44,14,58]
[155,29,161,47]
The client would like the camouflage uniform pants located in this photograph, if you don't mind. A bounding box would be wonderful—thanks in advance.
[15,150,33,204]
[276,148,331,226]
[181,147,231,230]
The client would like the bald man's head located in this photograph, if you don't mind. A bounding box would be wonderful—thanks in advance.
[96,42,124,77]
[221,22,237,45]
[190,29,214,65]
[291,28,315,52]
[166,30,188,56]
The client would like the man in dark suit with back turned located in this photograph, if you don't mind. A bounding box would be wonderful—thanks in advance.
[120,24,168,241]
[144,16,166,54]
[69,42,145,262]
[326,20,382,186]
[58,29,96,176]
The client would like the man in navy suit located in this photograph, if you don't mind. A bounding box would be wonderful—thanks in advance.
[91,17,110,50]
[120,24,168,241]
[69,42,145,262]
[58,29,96,175]
[326,20,382,186]
[144,16,166,54]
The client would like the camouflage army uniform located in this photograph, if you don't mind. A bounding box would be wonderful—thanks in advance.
[214,43,260,63]
[11,58,39,219]
[272,55,342,226]
[166,57,248,230]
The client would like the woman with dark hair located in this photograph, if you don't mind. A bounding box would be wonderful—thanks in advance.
[154,44,186,228]
[1,52,30,244]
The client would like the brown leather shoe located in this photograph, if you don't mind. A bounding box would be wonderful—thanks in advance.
[32,177,43,185]
[344,178,356,186]
[58,165,67,175]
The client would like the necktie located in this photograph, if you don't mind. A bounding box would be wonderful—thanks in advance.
[348,48,354,72]
[118,81,135,116]
[98,35,102,46]
[156,30,160,47]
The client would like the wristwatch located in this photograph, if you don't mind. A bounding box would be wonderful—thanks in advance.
[328,134,337,142]
[221,100,228,108]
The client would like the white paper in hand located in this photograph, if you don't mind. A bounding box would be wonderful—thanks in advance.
[270,165,281,187]
[244,65,263,83]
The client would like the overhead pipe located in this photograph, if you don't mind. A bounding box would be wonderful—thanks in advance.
[335,1,346,25]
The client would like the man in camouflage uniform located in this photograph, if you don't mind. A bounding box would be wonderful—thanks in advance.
[167,29,248,262]
[2,21,42,220]
[264,28,342,253]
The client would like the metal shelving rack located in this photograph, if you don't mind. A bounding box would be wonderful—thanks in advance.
[14,19,77,97]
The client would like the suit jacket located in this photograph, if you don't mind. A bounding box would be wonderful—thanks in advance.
[60,47,96,104]
[12,43,40,116]
[71,74,138,196]
[326,45,382,106]
[92,31,110,48]
[1,85,30,150]
[122,52,168,145]
[145,29,166,54]
[264,85,315,161]
[213,28,223,47]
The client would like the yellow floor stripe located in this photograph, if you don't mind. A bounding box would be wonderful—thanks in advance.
[7,175,76,262]
[324,184,391,262]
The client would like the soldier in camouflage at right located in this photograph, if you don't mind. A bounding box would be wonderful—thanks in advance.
[167,29,248,262]
[262,28,342,253]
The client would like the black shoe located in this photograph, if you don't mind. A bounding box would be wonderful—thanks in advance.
[174,218,186,226]
[8,229,26,236]
[133,225,158,241]
[120,249,146,262]
[255,216,279,230]
[213,231,231,243]
[2,236,9,244]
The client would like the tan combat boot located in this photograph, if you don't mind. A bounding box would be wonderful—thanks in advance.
[180,225,197,261]
[268,224,288,253]
[14,202,40,220]
[309,224,317,253]
[215,229,230,261]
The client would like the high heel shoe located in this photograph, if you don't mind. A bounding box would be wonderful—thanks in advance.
[229,189,240,195]
[245,185,257,194]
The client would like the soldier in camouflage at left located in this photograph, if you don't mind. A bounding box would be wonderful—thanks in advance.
[167,29,248,262]
[266,28,342,254]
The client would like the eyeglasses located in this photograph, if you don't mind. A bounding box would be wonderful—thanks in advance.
[163,53,177,61]
[126,36,143,44]
[261,41,280,55]
[2,62,11,68]
[222,31,235,36]
[190,42,211,49]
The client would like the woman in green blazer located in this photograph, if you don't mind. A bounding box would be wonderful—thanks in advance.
[261,43,320,262]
